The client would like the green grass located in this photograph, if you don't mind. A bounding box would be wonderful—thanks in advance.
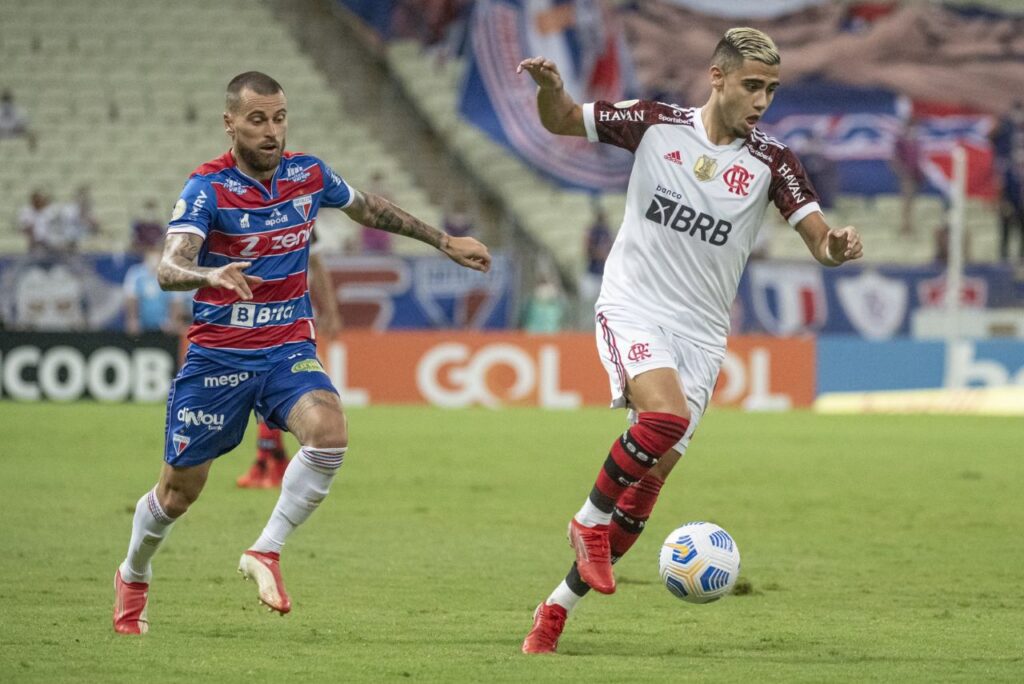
[1,403,1022,682]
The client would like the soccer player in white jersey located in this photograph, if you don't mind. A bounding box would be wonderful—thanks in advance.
[516,28,863,653]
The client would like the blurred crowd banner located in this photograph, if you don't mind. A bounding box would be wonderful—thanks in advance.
[733,261,1018,339]
[319,332,815,409]
[459,0,637,192]
[658,0,828,17]
[343,0,1021,195]
[0,332,178,402]
[0,254,141,332]
[0,253,517,333]
[761,84,995,198]
[321,253,517,330]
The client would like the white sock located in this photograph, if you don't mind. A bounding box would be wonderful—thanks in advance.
[546,580,585,613]
[574,498,612,527]
[119,488,176,583]
[250,446,346,554]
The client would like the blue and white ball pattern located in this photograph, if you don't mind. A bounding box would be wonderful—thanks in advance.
[659,522,740,604]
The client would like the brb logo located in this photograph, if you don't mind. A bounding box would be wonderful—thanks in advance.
[230,303,296,328]
[646,186,732,246]
[723,164,754,196]
[176,407,225,430]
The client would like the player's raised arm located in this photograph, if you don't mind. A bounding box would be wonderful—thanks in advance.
[156,232,263,299]
[516,57,586,137]
[794,212,864,267]
[341,189,491,272]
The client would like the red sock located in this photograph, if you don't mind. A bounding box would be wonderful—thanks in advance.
[590,412,687,513]
[610,474,664,560]
[256,423,285,465]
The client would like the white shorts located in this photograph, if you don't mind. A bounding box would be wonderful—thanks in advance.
[594,307,725,455]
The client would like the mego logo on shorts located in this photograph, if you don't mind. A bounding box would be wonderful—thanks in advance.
[230,303,296,328]
[291,359,324,373]
[177,407,225,430]
[203,372,251,388]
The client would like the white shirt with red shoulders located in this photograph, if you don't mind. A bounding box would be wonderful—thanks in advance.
[582,99,821,350]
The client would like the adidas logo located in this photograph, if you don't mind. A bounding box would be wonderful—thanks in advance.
[664,150,682,165]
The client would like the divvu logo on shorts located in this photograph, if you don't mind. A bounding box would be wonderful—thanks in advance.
[291,359,324,374]
[177,407,225,431]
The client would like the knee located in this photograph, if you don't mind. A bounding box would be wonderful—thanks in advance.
[633,411,690,458]
[303,412,348,449]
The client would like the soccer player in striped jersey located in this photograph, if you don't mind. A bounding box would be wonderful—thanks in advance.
[113,71,490,634]
[517,28,862,653]
[235,238,339,490]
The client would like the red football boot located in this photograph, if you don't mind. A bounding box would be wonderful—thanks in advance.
[238,550,291,614]
[567,519,615,594]
[236,460,270,489]
[521,602,568,654]
[113,568,149,635]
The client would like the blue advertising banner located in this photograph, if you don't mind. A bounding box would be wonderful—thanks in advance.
[733,260,1018,340]
[817,337,1024,393]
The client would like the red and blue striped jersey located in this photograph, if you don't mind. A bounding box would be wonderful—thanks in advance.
[167,149,354,370]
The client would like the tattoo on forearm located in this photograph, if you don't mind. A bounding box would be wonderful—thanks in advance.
[157,234,213,290]
[365,194,444,249]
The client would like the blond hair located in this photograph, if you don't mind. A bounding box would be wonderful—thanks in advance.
[712,27,780,72]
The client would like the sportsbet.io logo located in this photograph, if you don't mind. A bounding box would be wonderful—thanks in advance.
[291,359,325,374]
[646,186,732,246]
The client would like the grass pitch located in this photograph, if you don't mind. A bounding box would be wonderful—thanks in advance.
[1,402,1022,682]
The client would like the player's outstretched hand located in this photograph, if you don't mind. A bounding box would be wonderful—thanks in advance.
[442,236,492,273]
[516,57,565,90]
[827,226,864,264]
[207,261,264,300]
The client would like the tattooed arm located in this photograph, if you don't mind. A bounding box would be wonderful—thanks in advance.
[157,232,263,300]
[342,190,491,272]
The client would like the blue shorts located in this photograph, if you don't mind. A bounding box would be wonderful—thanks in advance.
[163,343,337,467]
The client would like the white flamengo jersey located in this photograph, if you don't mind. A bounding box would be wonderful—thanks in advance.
[583,100,821,350]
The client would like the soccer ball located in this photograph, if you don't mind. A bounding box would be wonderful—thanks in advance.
[658,521,740,604]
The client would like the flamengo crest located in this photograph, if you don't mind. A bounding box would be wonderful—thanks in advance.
[723,164,754,196]
[627,342,652,362]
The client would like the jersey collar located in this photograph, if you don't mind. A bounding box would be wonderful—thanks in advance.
[694,107,747,151]
[227,149,282,199]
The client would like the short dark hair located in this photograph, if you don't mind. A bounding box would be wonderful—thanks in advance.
[225,71,284,112]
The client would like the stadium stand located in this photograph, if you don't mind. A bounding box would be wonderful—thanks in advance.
[0,0,443,255]
[384,34,1002,268]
